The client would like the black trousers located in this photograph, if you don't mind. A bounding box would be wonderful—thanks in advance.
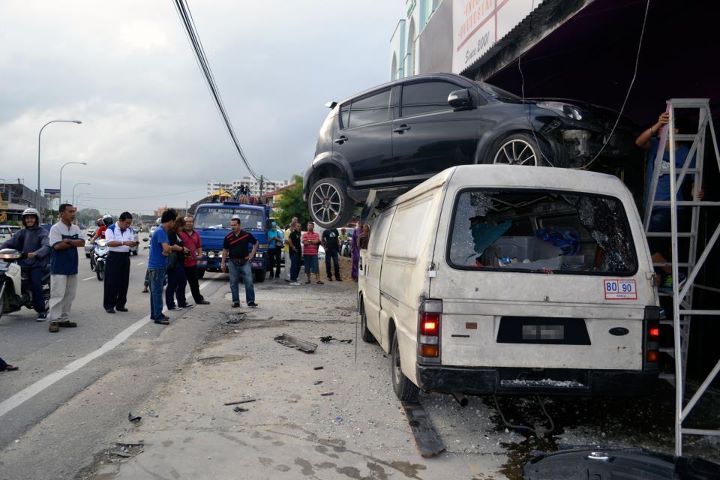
[185,265,204,303]
[165,264,188,308]
[267,247,282,276]
[103,252,130,310]
[325,250,341,280]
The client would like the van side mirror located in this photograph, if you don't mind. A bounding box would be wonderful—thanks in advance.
[448,89,473,110]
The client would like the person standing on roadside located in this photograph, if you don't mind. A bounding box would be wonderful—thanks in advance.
[321,225,341,281]
[147,209,179,325]
[286,221,302,286]
[266,222,283,279]
[221,215,258,308]
[166,217,191,310]
[179,215,209,305]
[0,208,51,321]
[351,222,362,281]
[103,212,138,314]
[302,221,322,285]
[47,204,85,333]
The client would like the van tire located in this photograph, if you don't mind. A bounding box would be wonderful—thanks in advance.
[359,299,375,343]
[308,177,354,229]
[391,330,419,402]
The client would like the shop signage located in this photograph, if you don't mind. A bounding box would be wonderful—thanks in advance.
[452,0,542,74]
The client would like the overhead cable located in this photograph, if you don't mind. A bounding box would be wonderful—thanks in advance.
[171,0,259,180]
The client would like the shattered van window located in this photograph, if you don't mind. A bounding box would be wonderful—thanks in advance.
[447,189,637,275]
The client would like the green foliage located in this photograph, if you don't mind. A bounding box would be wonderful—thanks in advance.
[274,175,310,227]
[77,208,101,227]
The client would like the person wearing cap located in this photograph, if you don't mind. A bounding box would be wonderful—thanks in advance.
[221,215,258,308]
[1,207,52,320]
[103,212,138,313]
[266,221,283,279]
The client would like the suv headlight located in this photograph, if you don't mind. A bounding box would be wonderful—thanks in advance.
[537,101,583,121]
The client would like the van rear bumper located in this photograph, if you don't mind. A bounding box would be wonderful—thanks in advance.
[416,365,658,396]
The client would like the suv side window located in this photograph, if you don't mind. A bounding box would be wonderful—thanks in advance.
[340,104,350,129]
[347,89,391,128]
[401,81,460,117]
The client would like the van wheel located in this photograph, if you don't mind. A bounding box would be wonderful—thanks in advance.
[359,299,375,343]
[391,329,419,402]
[309,177,354,229]
[492,133,543,166]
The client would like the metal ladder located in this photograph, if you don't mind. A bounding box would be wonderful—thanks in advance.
[643,98,720,456]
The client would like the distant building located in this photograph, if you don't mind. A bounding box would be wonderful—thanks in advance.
[206,177,291,196]
[0,181,50,223]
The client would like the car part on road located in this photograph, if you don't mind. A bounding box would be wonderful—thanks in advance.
[233,406,249,413]
[391,330,419,402]
[274,333,318,353]
[401,401,446,458]
[523,448,720,480]
[127,412,142,424]
[319,335,352,344]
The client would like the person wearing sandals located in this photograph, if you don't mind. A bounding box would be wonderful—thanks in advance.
[302,221,323,285]
[0,356,18,372]
[47,204,85,333]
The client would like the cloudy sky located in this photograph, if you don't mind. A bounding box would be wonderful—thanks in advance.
[0,1,405,215]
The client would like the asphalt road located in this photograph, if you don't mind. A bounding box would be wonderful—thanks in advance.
[0,239,228,480]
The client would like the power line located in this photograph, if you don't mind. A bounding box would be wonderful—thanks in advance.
[171,0,259,180]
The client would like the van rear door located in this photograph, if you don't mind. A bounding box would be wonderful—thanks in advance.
[431,188,655,372]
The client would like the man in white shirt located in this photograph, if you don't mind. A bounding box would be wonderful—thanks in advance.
[103,212,139,314]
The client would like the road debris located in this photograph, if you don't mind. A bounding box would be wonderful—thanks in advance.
[233,406,249,413]
[320,392,334,397]
[127,412,142,424]
[273,333,317,353]
[319,335,352,344]
[313,366,324,370]
[313,381,323,385]
[402,402,446,458]
[224,312,247,324]
[224,398,257,406]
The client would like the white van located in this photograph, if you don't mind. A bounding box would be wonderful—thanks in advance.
[358,165,661,401]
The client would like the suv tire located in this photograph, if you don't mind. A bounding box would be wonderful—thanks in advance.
[309,177,354,229]
[391,329,419,402]
[491,133,544,166]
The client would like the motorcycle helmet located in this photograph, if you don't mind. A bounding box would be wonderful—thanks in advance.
[102,214,113,226]
[21,208,40,227]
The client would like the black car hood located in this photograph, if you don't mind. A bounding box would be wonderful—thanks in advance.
[527,97,637,128]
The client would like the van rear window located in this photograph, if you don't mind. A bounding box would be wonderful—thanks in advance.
[447,189,637,275]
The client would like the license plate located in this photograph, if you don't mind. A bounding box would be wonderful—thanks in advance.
[522,324,565,340]
[604,279,637,300]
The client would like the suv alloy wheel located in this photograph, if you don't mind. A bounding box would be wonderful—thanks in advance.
[309,177,353,229]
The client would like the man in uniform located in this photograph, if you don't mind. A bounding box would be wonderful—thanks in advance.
[103,212,138,313]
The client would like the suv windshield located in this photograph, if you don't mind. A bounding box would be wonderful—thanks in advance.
[447,189,637,275]
[475,82,521,101]
[194,207,265,230]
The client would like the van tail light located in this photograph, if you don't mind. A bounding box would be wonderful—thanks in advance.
[418,299,442,364]
[643,306,662,371]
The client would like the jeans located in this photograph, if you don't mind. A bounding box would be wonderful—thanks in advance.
[289,252,301,282]
[148,267,167,320]
[325,250,340,280]
[166,265,188,308]
[304,255,319,274]
[24,267,46,313]
[228,260,254,304]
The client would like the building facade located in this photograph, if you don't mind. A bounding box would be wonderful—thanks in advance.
[206,177,291,196]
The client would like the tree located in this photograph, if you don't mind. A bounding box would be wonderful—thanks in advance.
[77,208,101,227]
[274,175,310,227]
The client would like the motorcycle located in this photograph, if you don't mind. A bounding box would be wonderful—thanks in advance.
[341,239,352,257]
[90,239,109,281]
[0,248,51,320]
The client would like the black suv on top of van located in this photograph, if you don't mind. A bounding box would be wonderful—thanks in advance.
[304,73,636,228]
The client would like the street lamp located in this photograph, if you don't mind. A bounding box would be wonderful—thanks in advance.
[59,161,87,204]
[37,119,82,209]
[72,182,90,205]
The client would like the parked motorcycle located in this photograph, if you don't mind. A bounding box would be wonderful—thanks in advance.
[91,239,109,281]
[341,239,352,257]
[84,231,94,258]
[0,248,50,320]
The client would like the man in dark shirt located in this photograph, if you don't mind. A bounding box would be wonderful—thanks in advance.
[321,226,341,281]
[286,221,302,286]
[221,215,258,308]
